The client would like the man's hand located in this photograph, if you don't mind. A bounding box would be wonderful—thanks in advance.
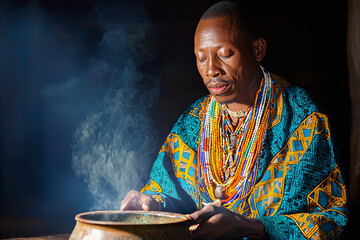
[120,190,161,211]
[188,204,267,240]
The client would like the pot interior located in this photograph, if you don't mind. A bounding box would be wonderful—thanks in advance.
[76,211,188,225]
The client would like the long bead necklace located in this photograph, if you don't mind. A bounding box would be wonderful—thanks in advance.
[198,66,273,206]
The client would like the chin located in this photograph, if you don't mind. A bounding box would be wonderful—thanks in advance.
[211,94,236,105]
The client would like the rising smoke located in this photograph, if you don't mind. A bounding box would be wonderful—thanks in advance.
[71,1,160,210]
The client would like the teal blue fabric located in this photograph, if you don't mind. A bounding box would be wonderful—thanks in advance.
[141,77,349,239]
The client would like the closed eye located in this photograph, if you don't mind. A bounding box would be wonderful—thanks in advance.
[219,52,234,59]
[198,58,207,63]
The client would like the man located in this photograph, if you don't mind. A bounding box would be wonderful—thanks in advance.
[120,1,348,239]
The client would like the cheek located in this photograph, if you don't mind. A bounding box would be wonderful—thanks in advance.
[196,65,207,86]
[222,65,238,81]
[223,59,242,76]
[197,63,207,78]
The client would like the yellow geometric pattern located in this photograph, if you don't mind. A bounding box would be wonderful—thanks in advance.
[279,164,349,239]
[246,112,331,218]
[151,194,164,203]
[268,74,290,129]
[141,179,162,193]
[189,96,210,119]
[163,133,198,189]
[287,213,342,240]
[307,164,347,214]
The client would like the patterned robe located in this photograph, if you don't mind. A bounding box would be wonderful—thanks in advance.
[140,75,348,239]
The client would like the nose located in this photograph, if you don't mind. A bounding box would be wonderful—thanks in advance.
[206,56,222,78]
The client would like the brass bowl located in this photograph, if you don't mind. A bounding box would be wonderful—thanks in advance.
[69,210,191,240]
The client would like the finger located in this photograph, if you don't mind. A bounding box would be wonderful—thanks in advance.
[120,198,138,211]
[190,205,218,223]
[191,218,222,240]
[185,214,198,226]
[120,192,143,211]
[120,195,130,210]
[140,195,161,211]
[191,221,210,240]
[139,194,150,211]
[191,217,226,240]
[120,193,132,210]
[120,192,133,207]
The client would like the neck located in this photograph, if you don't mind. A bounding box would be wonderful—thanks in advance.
[230,116,240,128]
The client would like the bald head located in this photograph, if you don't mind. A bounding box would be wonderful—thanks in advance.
[194,1,267,106]
[200,1,260,40]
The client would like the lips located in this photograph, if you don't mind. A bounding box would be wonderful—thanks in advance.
[207,82,230,95]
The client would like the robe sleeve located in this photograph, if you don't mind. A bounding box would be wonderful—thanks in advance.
[260,164,348,240]
[140,96,207,213]
[139,136,198,214]
[257,112,349,239]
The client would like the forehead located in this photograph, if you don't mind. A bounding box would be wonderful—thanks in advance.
[194,16,241,50]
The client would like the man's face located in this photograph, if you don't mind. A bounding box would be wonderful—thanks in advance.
[194,16,259,105]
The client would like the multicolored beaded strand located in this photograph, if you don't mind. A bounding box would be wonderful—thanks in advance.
[198,66,273,206]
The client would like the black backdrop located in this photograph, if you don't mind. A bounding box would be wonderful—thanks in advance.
[0,0,349,237]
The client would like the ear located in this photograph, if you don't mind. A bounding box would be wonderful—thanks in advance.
[253,37,267,62]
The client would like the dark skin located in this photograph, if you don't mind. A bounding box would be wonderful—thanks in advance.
[120,190,161,211]
[189,204,266,240]
[194,16,266,126]
[121,16,268,239]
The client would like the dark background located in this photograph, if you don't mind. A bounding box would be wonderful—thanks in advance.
[0,0,351,238]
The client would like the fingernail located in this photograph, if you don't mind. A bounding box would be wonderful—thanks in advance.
[189,223,199,232]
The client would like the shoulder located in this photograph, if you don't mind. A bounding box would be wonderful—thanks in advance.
[172,95,211,126]
[267,74,326,135]
[184,94,211,120]
[170,95,211,151]
[271,74,323,114]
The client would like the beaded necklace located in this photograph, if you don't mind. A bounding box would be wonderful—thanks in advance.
[198,66,273,206]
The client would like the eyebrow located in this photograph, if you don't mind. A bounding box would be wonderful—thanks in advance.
[195,45,234,52]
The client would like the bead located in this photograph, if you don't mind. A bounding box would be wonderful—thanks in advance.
[214,199,222,207]
[214,185,223,200]
[198,66,273,205]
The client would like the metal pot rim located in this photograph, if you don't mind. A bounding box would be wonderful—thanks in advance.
[74,210,189,226]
